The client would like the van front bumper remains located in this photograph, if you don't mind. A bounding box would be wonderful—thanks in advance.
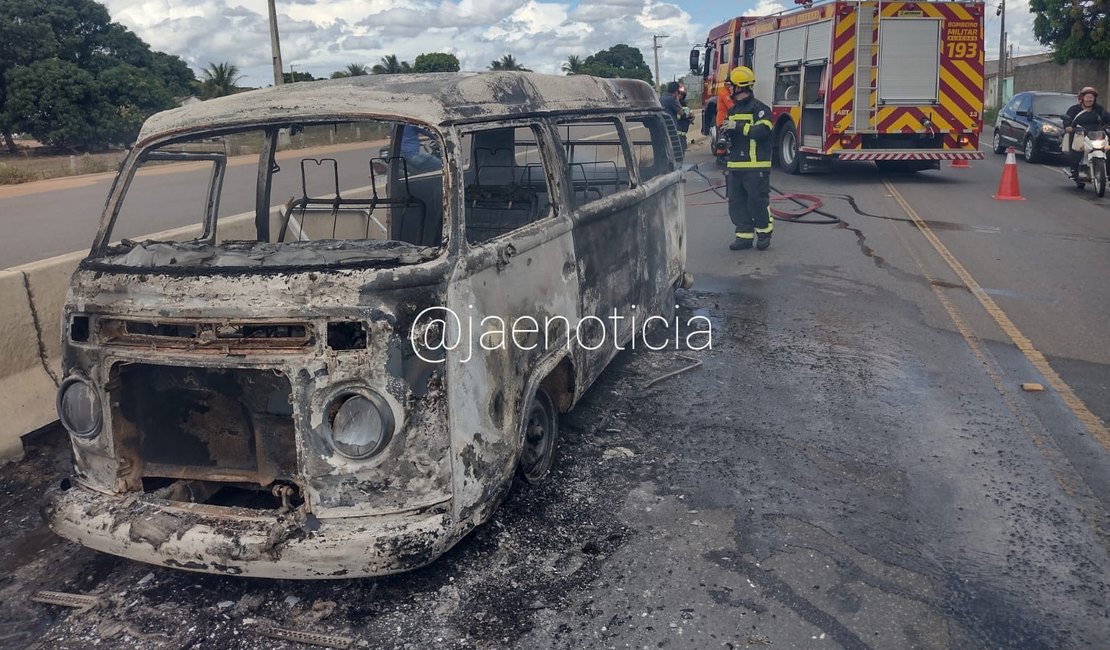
[43,480,456,579]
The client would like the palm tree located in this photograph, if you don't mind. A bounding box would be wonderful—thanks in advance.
[561,55,585,75]
[345,63,369,76]
[490,54,530,71]
[200,62,242,98]
[371,54,411,74]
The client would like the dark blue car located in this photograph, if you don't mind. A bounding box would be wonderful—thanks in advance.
[992,91,1075,163]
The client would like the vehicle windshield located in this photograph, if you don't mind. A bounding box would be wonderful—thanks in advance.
[1033,95,1075,118]
[90,120,447,270]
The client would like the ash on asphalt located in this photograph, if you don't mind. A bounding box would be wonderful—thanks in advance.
[0,300,713,650]
[2,276,1107,648]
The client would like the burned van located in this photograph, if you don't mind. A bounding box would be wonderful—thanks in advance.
[43,72,688,578]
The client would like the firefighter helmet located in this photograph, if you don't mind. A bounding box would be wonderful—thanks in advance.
[728,66,756,89]
[1079,86,1099,100]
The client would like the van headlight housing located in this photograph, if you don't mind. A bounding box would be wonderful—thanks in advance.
[325,389,394,459]
[57,375,102,439]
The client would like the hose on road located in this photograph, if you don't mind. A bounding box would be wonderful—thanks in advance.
[686,167,843,224]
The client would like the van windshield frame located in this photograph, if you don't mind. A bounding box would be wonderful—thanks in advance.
[86,118,450,273]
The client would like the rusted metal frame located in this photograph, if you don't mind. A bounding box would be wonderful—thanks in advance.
[256,128,279,242]
[91,153,142,254]
[98,317,315,351]
[144,151,227,241]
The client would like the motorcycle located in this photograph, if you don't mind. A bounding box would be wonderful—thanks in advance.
[1069,126,1109,197]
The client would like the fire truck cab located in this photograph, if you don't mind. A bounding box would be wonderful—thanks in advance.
[691,1,985,173]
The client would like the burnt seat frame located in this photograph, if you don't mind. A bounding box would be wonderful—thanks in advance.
[277,157,427,244]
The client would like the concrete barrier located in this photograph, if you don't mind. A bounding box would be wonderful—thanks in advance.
[0,268,68,459]
[0,209,279,462]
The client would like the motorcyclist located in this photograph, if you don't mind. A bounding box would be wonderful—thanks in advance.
[1064,87,1108,180]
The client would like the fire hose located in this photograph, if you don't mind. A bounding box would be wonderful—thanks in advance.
[686,167,842,224]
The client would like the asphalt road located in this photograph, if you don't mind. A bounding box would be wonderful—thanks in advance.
[1,139,1108,649]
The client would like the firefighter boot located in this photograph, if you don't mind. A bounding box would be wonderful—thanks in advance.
[730,232,754,250]
[755,220,774,250]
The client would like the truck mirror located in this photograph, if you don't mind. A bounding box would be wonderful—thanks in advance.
[689,49,701,73]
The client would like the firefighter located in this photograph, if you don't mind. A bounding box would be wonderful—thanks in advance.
[719,66,774,250]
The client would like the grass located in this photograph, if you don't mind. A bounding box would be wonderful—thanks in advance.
[0,147,125,185]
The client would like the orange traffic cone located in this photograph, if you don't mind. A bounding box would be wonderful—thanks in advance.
[992,147,1025,201]
[951,157,970,169]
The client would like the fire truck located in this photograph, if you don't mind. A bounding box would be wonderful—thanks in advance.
[690,1,985,173]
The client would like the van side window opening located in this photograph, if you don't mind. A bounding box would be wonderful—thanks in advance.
[463,125,555,245]
[719,40,730,65]
[553,118,633,209]
[96,120,445,269]
[624,115,675,181]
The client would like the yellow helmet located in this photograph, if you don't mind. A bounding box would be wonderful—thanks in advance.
[729,66,756,89]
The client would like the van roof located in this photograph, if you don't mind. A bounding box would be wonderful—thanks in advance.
[137,71,661,145]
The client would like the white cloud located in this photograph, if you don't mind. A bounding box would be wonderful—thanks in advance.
[120,0,1024,88]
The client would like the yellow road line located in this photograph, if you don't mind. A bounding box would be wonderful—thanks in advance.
[883,179,1110,449]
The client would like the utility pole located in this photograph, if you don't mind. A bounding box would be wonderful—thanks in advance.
[997,0,1006,109]
[268,0,284,86]
[652,34,669,89]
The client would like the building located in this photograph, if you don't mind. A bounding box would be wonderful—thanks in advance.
[985,53,1051,109]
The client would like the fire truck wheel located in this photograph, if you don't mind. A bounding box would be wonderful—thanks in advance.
[777,121,801,174]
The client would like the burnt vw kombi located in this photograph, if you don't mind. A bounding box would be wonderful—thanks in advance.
[44,72,688,578]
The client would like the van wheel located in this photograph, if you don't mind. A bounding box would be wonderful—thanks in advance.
[518,387,558,484]
[778,121,801,174]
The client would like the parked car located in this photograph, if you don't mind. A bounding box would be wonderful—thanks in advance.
[992,91,1075,163]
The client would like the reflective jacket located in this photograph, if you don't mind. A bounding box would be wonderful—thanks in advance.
[725,95,773,170]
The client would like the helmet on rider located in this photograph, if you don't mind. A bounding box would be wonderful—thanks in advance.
[1079,86,1099,102]
[729,66,756,91]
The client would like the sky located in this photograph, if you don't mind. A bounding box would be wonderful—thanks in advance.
[99,0,1044,89]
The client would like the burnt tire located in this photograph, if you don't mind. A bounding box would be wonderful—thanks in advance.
[778,121,801,174]
[517,386,558,484]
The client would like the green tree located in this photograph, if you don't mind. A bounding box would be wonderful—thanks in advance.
[490,54,530,71]
[1031,0,1110,63]
[562,55,585,75]
[345,63,369,76]
[413,52,461,73]
[150,51,196,97]
[5,60,114,150]
[98,63,174,143]
[580,44,653,83]
[282,70,316,83]
[371,54,411,74]
[0,0,193,152]
[200,62,243,99]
